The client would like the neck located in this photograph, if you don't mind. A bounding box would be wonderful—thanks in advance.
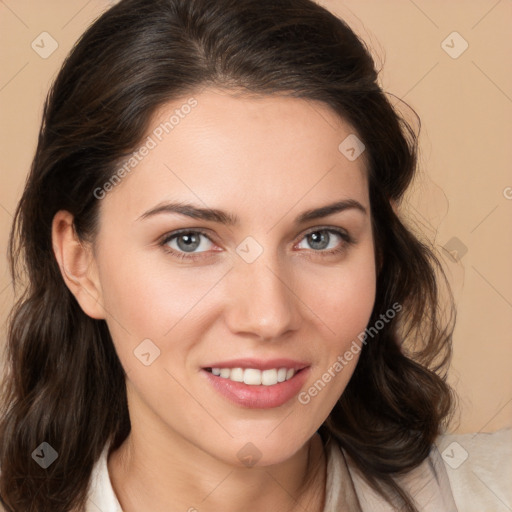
[108,421,326,512]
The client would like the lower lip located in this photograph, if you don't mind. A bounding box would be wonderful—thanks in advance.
[202,368,310,409]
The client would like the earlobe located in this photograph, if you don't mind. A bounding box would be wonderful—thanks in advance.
[51,210,105,320]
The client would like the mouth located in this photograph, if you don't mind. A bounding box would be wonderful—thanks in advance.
[201,359,310,409]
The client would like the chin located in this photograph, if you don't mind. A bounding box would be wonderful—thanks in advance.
[218,431,312,469]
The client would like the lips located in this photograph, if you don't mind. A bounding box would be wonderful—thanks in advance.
[203,358,309,372]
[202,358,310,409]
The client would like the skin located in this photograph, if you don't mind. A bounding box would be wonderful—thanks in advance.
[52,89,377,512]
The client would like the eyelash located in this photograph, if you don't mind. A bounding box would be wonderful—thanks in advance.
[159,226,355,262]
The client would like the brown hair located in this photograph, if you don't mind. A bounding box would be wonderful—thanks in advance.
[0,0,456,510]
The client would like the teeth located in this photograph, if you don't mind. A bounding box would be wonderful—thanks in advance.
[230,367,244,382]
[244,368,261,385]
[209,367,296,386]
[261,369,277,386]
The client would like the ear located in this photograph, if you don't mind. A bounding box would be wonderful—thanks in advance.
[389,198,399,215]
[51,210,105,320]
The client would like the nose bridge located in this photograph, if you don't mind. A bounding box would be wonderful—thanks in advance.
[225,245,301,340]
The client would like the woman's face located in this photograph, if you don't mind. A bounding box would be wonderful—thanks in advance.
[89,88,376,466]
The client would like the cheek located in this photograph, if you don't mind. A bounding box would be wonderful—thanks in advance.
[297,262,375,416]
[98,248,225,338]
[297,247,376,405]
[96,248,235,382]
[304,250,377,349]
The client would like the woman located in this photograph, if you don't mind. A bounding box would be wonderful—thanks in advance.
[0,0,459,510]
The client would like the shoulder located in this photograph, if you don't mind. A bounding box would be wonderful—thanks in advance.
[435,427,512,512]
[326,439,458,511]
[392,441,458,511]
[0,446,120,512]
[327,428,512,512]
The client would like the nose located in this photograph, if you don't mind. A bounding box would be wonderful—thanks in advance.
[224,252,302,341]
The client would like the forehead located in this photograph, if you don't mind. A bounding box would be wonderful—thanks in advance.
[99,89,369,225]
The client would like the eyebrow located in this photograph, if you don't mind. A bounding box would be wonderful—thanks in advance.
[137,198,367,225]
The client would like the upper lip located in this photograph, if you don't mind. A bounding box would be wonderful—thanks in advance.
[203,358,310,371]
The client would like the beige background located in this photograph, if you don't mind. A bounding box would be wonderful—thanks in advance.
[0,0,510,434]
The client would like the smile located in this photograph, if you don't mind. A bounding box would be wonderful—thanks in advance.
[201,359,310,409]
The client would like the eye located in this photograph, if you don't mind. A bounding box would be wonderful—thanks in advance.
[159,226,355,261]
[295,227,354,256]
[160,229,216,260]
